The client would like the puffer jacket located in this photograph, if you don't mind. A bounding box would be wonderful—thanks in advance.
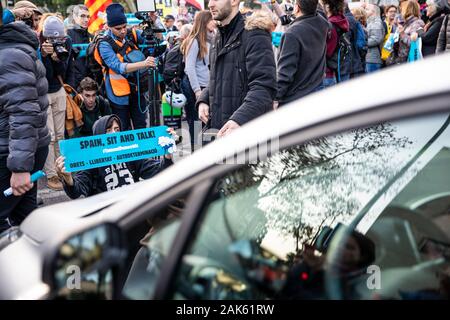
[366,16,385,64]
[436,14,450,53]
[0,22,50,172]
[197,12,276,130]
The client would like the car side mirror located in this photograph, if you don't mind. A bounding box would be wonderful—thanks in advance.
[48,224,126,300]
[313,223,345,253]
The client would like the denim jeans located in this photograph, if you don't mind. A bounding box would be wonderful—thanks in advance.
[110,93,147,131]
[0,146,48,233]
[366,63,382,73]
[181,76,200,151]
[323,77,337,89]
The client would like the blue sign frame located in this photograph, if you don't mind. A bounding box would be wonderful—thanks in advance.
[59,126,174,172]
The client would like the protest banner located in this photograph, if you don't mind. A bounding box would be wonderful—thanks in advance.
[59,126,175,172]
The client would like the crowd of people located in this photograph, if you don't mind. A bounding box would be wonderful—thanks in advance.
[1,0,450,233]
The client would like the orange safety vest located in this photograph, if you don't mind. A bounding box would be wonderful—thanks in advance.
[94,29,139,97]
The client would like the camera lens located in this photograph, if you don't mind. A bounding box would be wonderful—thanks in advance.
[54,45,69,60]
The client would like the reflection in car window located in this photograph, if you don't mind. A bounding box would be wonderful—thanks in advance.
[171,113,450,300]
[121,197,186,300]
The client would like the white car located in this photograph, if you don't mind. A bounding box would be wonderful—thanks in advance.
[0,55,450,300]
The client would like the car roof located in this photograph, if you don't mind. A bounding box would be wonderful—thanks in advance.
[21,54,450,240]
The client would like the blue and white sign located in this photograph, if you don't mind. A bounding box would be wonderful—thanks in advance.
[59,126,175,172]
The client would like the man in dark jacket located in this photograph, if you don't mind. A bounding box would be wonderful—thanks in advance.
[0,6,50,233]
[56,115,174,199]
[276,0,329,106]
[197,0,277,137]
[67,4,92,90]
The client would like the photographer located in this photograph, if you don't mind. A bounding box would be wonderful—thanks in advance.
[98,3,157,131]
[39,15,74,191]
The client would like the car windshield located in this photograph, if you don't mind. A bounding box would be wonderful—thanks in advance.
[169,112,450,300]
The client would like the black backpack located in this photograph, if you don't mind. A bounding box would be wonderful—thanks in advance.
[327,26,352,82]
[163,44,185,86]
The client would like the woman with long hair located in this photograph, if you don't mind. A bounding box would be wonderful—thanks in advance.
[180,10,216,152]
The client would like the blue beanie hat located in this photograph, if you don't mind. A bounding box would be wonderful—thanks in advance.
[106,3,127,27]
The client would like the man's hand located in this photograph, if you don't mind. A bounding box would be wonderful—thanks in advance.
[411,32,418,42]
[12,8,33,21]
[217,120,240,138]
[195,90,202,101]
[55,156,73,186]
[164,128,179,160]
[10,172,33,196]
[143,56,156,68]
[198,103,210,124]
[41,41,54,58]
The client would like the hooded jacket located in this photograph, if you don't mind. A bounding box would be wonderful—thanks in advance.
[276,13,329,105]
[197,12,276,130]
[63,115,172,199]
[0,22,50,172]
[325,14,350,78]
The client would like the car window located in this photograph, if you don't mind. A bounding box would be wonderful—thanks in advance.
[121,197,186,300]
[169,113,450,300]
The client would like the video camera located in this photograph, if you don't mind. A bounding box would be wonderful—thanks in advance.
[135,0,167,58]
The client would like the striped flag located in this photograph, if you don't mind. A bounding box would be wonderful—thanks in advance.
[85,0,112,34]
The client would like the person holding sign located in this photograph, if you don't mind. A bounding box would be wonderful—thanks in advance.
[55,115,174,199]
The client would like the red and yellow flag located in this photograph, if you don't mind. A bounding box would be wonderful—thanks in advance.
[85,0,112,34]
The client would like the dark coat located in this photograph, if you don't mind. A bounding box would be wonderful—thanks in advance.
[67,26,92,89]
[437,14,450,53]
[197,12,277,130]
[0,22,50,172]
[276,13,329,105]
[422,13,445,56]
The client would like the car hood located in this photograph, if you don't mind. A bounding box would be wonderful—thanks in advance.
[20,182,141,243]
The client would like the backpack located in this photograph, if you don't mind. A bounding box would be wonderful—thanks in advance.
[86,29,144,88]
[327,26,352,82]
[355,22,368,61]
[163,44,185,86]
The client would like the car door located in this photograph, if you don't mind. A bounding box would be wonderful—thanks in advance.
[118,93,450,300]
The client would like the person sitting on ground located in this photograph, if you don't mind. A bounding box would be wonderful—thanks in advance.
[73,77,112,138]
[55,115,176,199]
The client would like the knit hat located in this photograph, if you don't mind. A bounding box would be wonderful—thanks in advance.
[43,16,65,38]
[106,3,127,27]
